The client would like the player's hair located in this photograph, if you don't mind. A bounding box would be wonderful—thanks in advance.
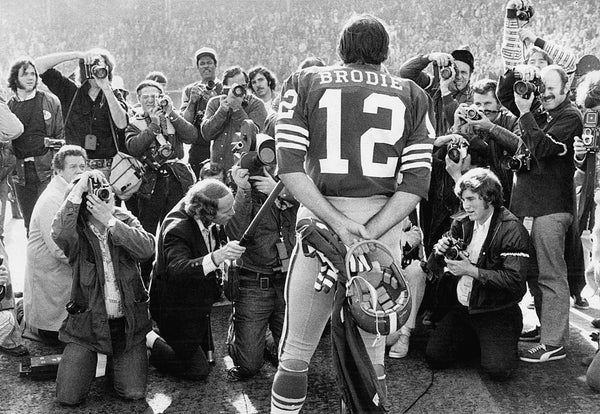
[248,66,277,92]
[526,47,553,66]
[184,179,231,222]
[52,145,88,171]
[222,66,248,86]
[576,70,600,109]
[541,65,569,94]
[472,79,499,102]
[337,14,389,65]
[145,71,168,86]
[454,167,503,209]
[7,58,38,92]
[298,56,326,70]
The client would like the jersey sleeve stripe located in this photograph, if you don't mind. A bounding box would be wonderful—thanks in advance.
[276,142,307,152]
[275,133,310,147]
[402,143,434,154]
[275,124,309,137]
[400,162,432,172]
[402,152,432,162]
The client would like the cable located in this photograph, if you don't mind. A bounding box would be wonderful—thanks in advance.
[401,367,435,414]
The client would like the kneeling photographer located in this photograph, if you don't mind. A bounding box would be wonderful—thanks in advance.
[224,125,298,381]
[51,170,155,405]
[126,80,198,285]
[425,168,529,381]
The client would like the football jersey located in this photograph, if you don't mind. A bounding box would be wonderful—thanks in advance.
[275,64,434,198]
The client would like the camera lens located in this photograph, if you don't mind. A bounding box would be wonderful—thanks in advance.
[206,80,215,90]
[92,65,108,79]
[232,85,246,98]
[97,188,111,201]
[447,146,461,163]
[508,157,522,171]
[513,80,532,96]
[440,67,453,80]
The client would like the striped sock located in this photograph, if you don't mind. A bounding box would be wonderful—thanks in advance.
[271,364,308,413]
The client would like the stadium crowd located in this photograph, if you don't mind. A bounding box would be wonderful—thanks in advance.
[1,0,600,411]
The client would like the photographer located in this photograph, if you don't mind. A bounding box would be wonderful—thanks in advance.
[23,145,87,345]
[51,170,155,405]
[36,49,127,175]
[498,0,577,119]
[400,49,474,135]
[201,66,267,175]
[449,79,522,204]
[126,80,197,284]
[0,241,28,357]
[181,48,223,178]
[426,168,529,381]
[512,64,582,362]
[5,58,64,234]
[225,163,298,381]
[149,179,245,380]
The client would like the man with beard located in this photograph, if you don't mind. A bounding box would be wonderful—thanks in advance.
[513,64,582,363]
[6,58,64,234]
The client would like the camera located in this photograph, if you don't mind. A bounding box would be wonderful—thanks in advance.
[154,142,174,164]
[582,109,600,152]
[224,83,246,98]
[88,176,111,202]
[447,140,469,163]
[65,300,85,315]
[205,80,216,91]
[440,63,457,80]
[44,137,65,150]
[232,120,276,176]
[516,5,534,21]
[444,237,468,261]
[501,152,531,172]
[156,94,169,108]
[83,58,109,80]
[464,105,482,121]
[513,72,545,99]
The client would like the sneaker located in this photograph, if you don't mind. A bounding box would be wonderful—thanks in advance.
[573,296,590,310]
[388,333,410,359]
[520,344,566,363]
[519,326,541,342]
[592,319,600,329]
[226,366,249,382]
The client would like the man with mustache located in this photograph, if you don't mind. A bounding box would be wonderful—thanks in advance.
[6,58,64,234]
[248,66,278,115]
[513,64,582,363]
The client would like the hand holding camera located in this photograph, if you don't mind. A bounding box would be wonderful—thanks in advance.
[230,165,251,190]
[156,93,173,116]
[250,171,277,195]
[428,52,454,69]
[223,84,246,111]
[573,136,588,159]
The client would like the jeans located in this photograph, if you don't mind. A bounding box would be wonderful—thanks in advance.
[56,318,147,405]
[426,305,523,380]
[227,275,286,377]
[14,162,49,234]
[528,213,572,346]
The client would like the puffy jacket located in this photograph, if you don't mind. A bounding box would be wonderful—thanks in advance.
[52,200,155,355]
[428,206,529,314]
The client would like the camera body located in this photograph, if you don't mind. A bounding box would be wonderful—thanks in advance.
[464,104,482,121]
[44,137,65,150]
[205,80,216,91]
[224,83,246,98]
[501,152,531,172]
[154,142,174,165]
[155,94,169,109]
[440,63,458,80]
[513,72,545,99]
[516,5,534,21]
[88,176,111,202]
[582,110,600,152]
[444,237,468,261]
[83,58,109,80]
[447,139,469,163]
[232,120,276,176]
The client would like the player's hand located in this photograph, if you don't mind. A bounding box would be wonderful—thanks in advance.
[514,91,534,114]
[250,172,276,195]
[213,240,246,264]
[428,52,454,68]
[333,217,372,256]
[231,166,251,190]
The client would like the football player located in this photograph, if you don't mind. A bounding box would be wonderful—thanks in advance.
[270,14,434,413]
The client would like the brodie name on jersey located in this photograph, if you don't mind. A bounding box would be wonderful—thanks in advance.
[317,68,406,91]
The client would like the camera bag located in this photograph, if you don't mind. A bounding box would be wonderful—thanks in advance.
[108,119,145,200]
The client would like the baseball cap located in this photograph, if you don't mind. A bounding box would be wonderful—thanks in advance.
[452,49,475,72]
[194,47,218,66]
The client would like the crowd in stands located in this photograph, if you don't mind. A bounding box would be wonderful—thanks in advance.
[2,0,598,96]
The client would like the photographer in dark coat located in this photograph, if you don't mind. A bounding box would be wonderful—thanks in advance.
[426,168,529,381]
[148,179,245,380]
[51,170,155,405]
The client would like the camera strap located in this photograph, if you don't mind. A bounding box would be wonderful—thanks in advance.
[578,154,597,231]
[63,87,79,131]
